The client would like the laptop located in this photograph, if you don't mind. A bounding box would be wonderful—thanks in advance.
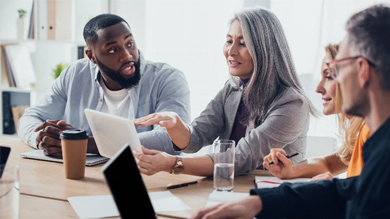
[102,144,157,219]
[0,146,11,178]
[20,150,108,167]
[84,109,142,158]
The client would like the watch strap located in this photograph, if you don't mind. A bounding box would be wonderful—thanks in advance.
[170,156,184,174]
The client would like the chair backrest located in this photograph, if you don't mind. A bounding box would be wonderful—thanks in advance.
[305,136,337,159]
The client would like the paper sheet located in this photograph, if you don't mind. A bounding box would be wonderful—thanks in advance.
[68,191,190,219]
[206,191,249,207]
[149,191,191,212]
[68,195,119,219]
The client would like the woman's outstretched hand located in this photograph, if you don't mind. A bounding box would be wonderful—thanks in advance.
[135,112,191,149]
[134,112,180,129]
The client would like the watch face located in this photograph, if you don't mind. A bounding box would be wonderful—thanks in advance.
[173,158,184,174]
[174,166,184,174]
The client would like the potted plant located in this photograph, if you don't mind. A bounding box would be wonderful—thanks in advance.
[53,63,69,79]
[17,9,27,40]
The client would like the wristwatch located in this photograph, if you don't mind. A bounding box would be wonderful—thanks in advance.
[170,156,184,175]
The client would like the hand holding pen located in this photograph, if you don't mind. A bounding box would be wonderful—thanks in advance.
[268,152,299,165]
[262,149,299,179]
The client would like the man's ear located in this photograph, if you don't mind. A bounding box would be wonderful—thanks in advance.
[85,49,96,63]
[358,59,371,88]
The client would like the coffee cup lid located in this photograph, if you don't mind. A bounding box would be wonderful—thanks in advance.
[60,129,88,140]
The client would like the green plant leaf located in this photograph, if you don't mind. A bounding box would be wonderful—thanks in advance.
[18,9,27,19]
[52,63,69,79]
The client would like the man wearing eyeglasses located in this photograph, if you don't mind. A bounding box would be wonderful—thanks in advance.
[190,4,390,219]
[327,56,376,79]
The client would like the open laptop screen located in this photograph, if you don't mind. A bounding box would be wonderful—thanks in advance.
[102,144,157,219]
[0,146,11,178]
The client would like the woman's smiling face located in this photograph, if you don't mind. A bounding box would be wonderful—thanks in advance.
[223,20,254,80]
[316,54,338,115]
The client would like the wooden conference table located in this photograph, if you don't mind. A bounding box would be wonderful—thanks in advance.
[2,137,270,219]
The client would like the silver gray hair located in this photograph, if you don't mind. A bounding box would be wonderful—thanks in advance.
[231,7,319,126]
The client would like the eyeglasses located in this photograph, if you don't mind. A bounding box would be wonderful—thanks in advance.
[326,56,375,79]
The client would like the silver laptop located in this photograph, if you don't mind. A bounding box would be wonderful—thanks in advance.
[20,150,108,167]
[102,144,157,219]
[84,109,142,158]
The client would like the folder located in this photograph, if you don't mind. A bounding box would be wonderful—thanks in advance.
[77,45,88,59]
[37,0,48,40]
[3,45,36,89]
[11,105,29,134]
[37,0,73,40]
[47,0,56,40]
[2,92,15,134]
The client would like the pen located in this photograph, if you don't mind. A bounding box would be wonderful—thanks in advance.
[166,181,198,189]
[268,152,299,165]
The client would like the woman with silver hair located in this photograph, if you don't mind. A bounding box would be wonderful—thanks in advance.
[133,7,318,177]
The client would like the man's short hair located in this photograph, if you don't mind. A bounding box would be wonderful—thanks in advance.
[83,14,130,45]
[346,4,390,90]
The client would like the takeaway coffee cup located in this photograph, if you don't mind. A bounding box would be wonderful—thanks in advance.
[60,129,88,179]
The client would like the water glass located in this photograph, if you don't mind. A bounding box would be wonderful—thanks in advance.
[213,139,235,192]
[0,165,20,219]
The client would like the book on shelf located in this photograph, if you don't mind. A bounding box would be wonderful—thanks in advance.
[2,44,36,89]
[27,0,35,39]
[1,44,17,87]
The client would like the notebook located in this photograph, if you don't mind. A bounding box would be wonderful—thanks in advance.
[20,150,108,167]
[254,176,311,188]
[102,143,157,219]
[84,109,142,158]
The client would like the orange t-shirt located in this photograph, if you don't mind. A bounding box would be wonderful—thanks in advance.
[346,124,371,177]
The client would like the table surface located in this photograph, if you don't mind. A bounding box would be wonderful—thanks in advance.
[2,138,271,219]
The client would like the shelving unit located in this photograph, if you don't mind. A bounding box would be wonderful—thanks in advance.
[0,0,108,136]
[0,39,79,134]
[0,0,146,136]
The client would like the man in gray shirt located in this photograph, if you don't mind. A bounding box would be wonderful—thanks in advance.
[18,14,191,158]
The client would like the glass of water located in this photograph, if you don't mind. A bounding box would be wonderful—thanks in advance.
[213,139,235,192]
[0,164,20,219]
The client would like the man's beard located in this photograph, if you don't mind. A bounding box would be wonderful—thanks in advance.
[96,57,141,89]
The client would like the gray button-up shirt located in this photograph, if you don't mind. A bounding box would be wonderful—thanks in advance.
[18,51,191,154]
